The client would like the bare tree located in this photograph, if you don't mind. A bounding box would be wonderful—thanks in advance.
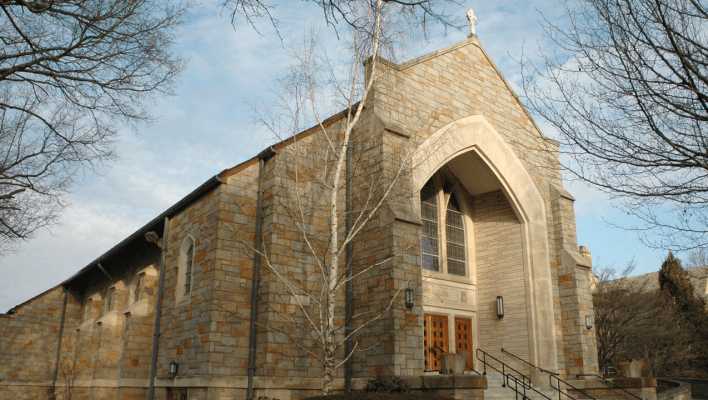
[0,0,184,250]
[593,264,657,374]
[255,4,389,392]
[687,247,708,268]
[221,0,462,37]
[594,258,707,377]
[522,0,707,251]
[229,1,442,393]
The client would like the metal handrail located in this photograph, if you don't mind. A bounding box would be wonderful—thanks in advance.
[507,373,552,400]
[502,348,560,376]
[476,348,532,388]
[500,347,601,400]
[550,374,598,400]
[576,373,642,400]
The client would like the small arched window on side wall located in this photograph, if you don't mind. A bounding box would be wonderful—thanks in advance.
[104,287,116,313]
[133,272,145,303]
[83,298,93,322]
[177,236,196,301]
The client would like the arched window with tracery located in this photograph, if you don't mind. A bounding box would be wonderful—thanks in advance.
[420,179,440,272]
[446,194,466,276]
[419,173,468,277]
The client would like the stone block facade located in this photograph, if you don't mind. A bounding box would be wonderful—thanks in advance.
[0,35,634,400]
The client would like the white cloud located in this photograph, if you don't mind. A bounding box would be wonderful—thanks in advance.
[0,0,664,310]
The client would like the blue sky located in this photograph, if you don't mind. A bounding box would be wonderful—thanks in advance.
[0,0,667,311]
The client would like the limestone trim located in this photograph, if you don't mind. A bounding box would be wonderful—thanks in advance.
[2,377,342,391]
[422,269,475,286]
[155,376,345,390]
[122,297,151,317]
[563,246,592,269]
[95,309,120,326]
[412,115,559,372]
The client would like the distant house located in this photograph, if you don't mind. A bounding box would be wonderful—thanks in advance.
[612,266,708,303]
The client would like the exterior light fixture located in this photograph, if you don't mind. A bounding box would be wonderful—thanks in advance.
[496,296,504,319]
[585,315,593,330]
[405,287,415,309]
[168,361,179,379]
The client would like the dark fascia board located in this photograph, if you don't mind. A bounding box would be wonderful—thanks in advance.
[6,106,355,312]
[58,174,224,291]
[6,174,223,313]
[61,109,351,288]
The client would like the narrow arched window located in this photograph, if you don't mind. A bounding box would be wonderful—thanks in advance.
[445,194,466,276]
[83,298,93,322]
[105,287,115,312]
[184,239,194,295]
[420,179,440,272]
[133,273,144,303]
[178,236,196,301]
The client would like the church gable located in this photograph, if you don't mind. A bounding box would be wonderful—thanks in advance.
[372,37,560,191]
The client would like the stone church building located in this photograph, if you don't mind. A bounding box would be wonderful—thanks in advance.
[0,34,640,400]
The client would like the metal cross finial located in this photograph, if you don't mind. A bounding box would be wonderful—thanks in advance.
[466,8,478,36]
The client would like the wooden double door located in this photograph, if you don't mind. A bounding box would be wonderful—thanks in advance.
[423,314,474,371]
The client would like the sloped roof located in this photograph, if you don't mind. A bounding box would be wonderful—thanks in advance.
[612,266,708,297]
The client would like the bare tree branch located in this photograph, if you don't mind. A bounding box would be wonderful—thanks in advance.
[0,0,184,250]
[522,0,707,251]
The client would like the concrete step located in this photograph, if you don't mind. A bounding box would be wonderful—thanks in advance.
[483,370,558,400]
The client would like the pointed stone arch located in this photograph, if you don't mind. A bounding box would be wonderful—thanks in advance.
[412,115,558,372]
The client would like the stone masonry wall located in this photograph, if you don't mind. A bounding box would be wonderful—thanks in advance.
[0,286,72,400]
[156,187,220,392]
[57,250,159,400]
[255,119,348,384]
[188,161,259,399]
[555,189,599,377]
[345,111,428,379]
[472,190,530,372]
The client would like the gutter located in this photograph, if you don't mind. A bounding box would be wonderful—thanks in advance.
[146,217,170,400]
[246,147,275,400]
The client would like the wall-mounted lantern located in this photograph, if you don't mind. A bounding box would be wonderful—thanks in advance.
[496,296,504,319]
[585,315,593,330]
[168,361,179,379]
[405,287,415,309]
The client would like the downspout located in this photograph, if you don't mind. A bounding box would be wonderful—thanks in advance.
[96,262,113,280]
[50,287,69,399]
[246,147,275,400]
[344,136,354,391]
[146,217,170,400]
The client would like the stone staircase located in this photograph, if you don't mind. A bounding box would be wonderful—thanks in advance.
[483,370,558,400]
[476,349,643,399]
